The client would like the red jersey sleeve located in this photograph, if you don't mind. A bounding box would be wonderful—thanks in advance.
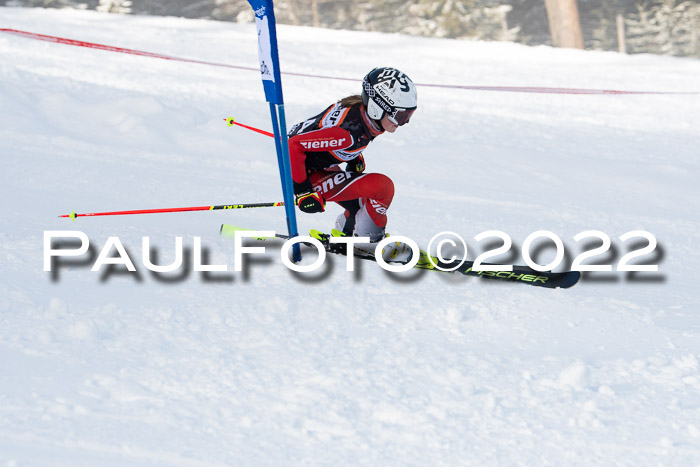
[288,126,353,184]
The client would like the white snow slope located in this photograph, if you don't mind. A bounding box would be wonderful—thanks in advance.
[1,7,700,466]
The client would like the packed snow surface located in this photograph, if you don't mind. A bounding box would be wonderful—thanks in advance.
[1,6,700,466]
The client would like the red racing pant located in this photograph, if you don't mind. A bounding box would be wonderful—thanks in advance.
[308,170,394,228]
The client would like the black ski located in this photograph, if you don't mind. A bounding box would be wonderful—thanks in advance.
[220,224,581,289]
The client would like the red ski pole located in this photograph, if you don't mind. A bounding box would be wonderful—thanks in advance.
[60,201,285,221]
[61,118,284,221]
[224,117,274,138]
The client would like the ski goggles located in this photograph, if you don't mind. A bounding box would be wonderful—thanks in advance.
[387,107,416,126]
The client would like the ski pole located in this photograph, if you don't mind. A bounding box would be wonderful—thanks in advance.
[225,117,274,138]
[61,119,283,221]
[60,202,285,221]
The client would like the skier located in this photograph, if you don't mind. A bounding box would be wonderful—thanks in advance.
[288,66,417,243]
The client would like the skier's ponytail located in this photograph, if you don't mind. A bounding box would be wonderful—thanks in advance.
[338,94,363,108]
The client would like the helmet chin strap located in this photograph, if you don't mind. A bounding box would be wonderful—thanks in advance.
[360,106,384,137]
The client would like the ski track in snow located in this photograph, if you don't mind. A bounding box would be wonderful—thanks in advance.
[1,6,700,466]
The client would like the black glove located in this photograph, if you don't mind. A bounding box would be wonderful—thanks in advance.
[294,180,325,213]
[296,191,325,213]
[346,154,365,173]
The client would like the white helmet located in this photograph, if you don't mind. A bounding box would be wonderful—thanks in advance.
[361,67,417,126]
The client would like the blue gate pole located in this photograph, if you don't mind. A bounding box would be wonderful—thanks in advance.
[269,102,301,262]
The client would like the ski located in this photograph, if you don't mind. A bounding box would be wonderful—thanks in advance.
[220,224,580,289]
[412,249,581,289]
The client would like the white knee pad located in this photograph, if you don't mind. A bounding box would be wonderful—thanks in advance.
[353,201,385,242]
